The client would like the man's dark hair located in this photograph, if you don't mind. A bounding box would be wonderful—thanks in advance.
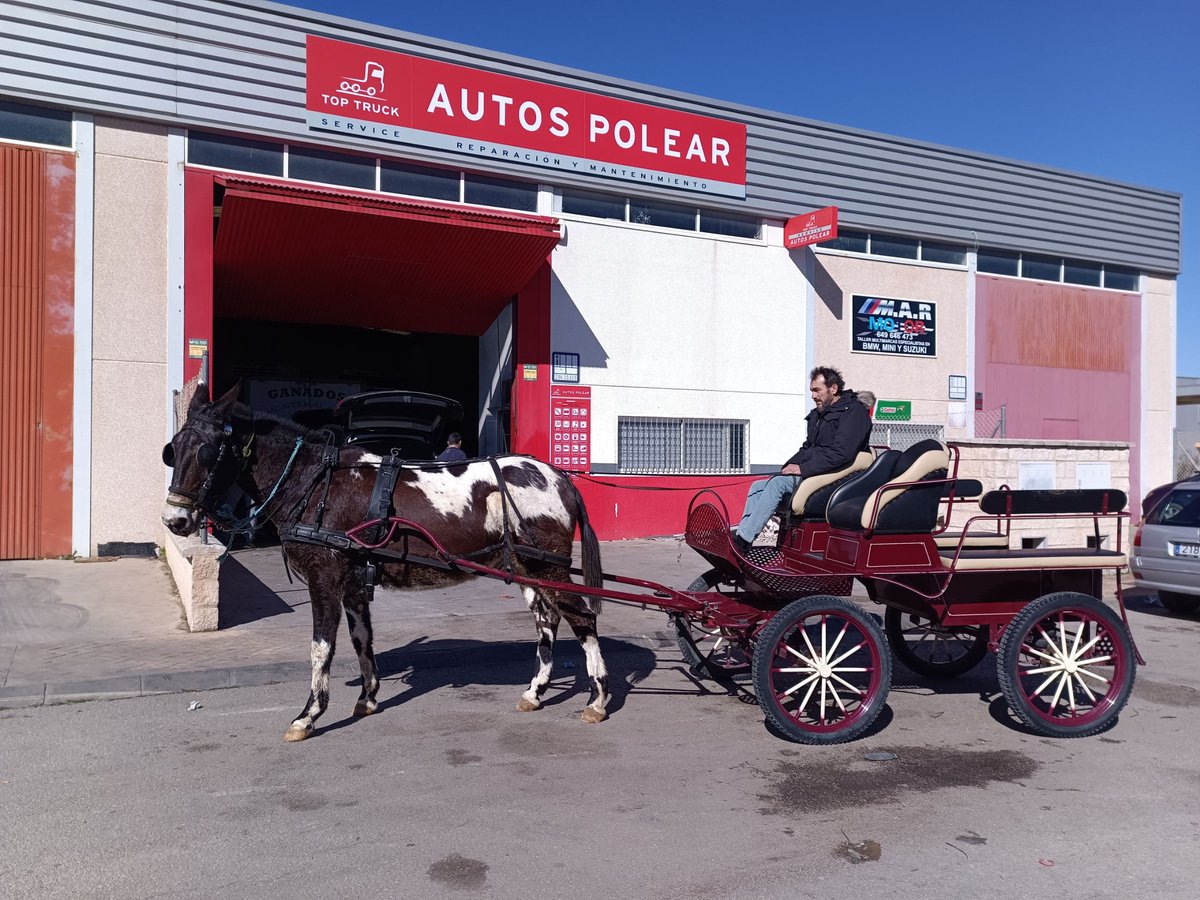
[809,366,845,393]
[447,432,463,446]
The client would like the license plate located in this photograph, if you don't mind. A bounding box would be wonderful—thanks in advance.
[1171,542,1200,558]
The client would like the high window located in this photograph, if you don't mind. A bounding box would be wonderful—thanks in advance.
[978,247,1139,291]
[0,100,72,148]
[821,230,967,265]
[560,189,761,239]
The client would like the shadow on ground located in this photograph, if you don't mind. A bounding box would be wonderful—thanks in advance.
[310,635,659,737]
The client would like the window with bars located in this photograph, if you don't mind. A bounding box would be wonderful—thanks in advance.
[618,416,748,474]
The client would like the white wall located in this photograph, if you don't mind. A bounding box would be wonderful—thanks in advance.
[550,219,808,468]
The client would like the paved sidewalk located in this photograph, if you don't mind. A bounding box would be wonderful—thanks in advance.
[0,538,717,708]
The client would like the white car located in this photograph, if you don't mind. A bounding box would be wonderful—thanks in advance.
[1131,478,1200,613]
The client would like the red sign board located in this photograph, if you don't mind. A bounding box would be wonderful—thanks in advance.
[550,385,591,473]
[305,36,747,198]
[784,206,838,249]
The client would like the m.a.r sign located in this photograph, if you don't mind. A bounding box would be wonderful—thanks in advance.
[305,36,747,198]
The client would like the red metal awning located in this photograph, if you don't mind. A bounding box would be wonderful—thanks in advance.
[212,177,560,335]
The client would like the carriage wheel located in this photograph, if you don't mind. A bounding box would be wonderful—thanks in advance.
[996,592,1135,738]
[752,596,891,744]
[884,607,988,678]
[673,570,752,681]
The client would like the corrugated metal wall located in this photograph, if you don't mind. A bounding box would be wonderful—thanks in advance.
[0,0,1180,273]
[0,144,75,559]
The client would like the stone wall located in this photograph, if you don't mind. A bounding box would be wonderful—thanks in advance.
[947,439,1131,550]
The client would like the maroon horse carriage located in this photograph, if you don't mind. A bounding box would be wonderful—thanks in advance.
[673,438,1140,743]
[164,389,1140,745]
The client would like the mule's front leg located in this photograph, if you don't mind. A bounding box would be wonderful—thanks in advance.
[285,578,344,742]
[344,586,380,718]
[517,588,560,712]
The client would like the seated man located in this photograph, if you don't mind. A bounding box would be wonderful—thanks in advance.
[733,366,872,554]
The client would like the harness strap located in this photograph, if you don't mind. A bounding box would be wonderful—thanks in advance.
[366,453,403,543]
[312,430,340,529]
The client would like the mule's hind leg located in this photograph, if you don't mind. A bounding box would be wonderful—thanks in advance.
[517,587,560,712]
[284,567,345,742]
[561,598,610,724]
[344,572,380,717]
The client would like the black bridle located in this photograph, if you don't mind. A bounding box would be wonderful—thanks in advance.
[163,418,243,514]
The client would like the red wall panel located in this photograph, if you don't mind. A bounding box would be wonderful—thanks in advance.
[0,145,75,559]
[976,276,1139,443]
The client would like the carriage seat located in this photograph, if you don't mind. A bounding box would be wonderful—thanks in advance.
[826,439,950,534]
[939,547,1128,570]
[930,479,1010,549]
[788,450,877,519]
[933,530,1010,550]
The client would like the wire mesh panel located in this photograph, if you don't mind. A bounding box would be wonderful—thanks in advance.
[975,405,1007,438]
[870,422,945,451]
[1175,429,1200,481]
[619,417,748,474]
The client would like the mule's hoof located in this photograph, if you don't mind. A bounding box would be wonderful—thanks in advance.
[581,707,608,724]
[353,702,377,717]
[283,725,312,742]
[516,697,542,712]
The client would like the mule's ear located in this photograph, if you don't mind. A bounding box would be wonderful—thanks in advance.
[187,381,211,415]
[210,381,242,420]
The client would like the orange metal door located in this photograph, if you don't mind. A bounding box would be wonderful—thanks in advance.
[0,144,75,559]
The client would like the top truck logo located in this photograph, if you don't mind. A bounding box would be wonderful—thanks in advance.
[339,61,385,97]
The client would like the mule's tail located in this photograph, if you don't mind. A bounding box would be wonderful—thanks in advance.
[571,479,604,593]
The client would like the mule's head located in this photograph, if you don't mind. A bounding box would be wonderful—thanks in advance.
[161,383,241,536]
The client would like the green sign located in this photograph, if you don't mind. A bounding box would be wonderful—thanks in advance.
[874,400,911,421]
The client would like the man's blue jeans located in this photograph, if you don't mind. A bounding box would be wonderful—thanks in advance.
[735,474,800,543]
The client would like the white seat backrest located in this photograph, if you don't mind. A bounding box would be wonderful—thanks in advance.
[859,442,950,530]
[791,450,876,515]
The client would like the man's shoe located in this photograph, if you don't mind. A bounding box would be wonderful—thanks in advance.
[732,535,752,555]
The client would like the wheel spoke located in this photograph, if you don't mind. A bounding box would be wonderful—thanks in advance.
[829,670,866,696]
[1048,670,1069,712]
[800,626,821,668]
[1032,669,1062,696]
[784,643,817,669]
[780,670,820,697]
[825,620,851,662]
[827,679,847,712]
[828,639,867,669]
[1065,672,1077,716]
[1073,672,1098,703]
[1074,665,1113,686]
[1020,643,1062,666]
[796,675,819,714]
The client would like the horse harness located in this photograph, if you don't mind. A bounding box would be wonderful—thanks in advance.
[276,444,575,600]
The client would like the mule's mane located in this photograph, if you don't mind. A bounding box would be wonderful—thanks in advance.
[229,402,314,441]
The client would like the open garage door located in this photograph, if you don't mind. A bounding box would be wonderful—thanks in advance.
[202,176,559,457]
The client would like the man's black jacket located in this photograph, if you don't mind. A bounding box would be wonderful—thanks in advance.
[785,390,872,477]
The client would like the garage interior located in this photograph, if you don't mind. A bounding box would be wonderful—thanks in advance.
[202,177,561,459]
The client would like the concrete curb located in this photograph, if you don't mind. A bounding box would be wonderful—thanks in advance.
[0,630,678,709]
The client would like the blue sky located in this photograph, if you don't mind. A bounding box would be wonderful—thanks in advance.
[287,0,1196,374]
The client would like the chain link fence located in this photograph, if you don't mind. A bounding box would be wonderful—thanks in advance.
[869,422,944,451]
[974,405,1007,438]
[1175,429,1200,481]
